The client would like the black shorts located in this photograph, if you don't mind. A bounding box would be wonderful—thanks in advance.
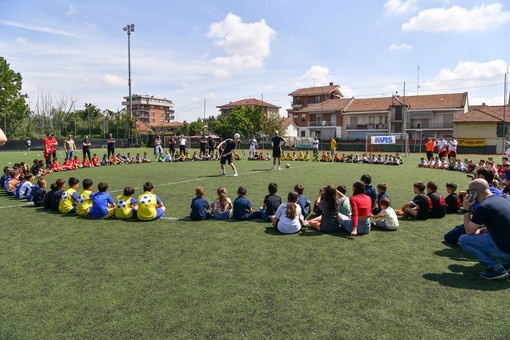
[273,147,282,158]
[220,154,233,165]
[439,150,447,158]
[416,210,429,220]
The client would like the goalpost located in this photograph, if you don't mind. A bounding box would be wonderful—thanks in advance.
[365,133,410,156]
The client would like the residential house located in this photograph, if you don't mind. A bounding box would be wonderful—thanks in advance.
[342,92,468,141]
[288,83,347,138]
[217,98,280,117]
[281,116,298,137]
[453,104,509,154]
[123,94,176,128]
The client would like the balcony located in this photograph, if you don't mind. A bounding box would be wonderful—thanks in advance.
[346,123,387,130]
[308,121,336,127]
[291,103,303,110]
[406,122,453,130]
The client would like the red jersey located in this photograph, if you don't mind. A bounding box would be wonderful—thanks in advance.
[350,194,372,228]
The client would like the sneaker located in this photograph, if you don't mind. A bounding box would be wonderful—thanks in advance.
[480,267,509,280]
[219,173,226,176]
[271,166,275,170]
[233,173,238,177]
[278,166,281,170]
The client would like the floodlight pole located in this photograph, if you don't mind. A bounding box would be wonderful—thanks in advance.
[123,24,135,141]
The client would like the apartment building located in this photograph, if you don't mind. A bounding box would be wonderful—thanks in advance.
[123,94,176,127]
[217,98,280,117]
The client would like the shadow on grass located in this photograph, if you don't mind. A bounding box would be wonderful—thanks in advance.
[423,264,510,290]
[434,243,472,261]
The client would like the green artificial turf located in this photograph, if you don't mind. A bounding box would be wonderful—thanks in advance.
[1,148,509,339]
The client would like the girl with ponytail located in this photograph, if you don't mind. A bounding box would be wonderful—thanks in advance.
[272,191,303,234]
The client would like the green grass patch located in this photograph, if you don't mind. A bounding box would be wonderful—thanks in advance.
[1,148,509,339]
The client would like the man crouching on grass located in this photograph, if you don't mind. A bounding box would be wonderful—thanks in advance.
[458,178,510,280]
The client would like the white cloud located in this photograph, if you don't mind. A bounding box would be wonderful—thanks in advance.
[402,3,510,32]
[384,0,417,14]
[436,59,507,80]
[0,20,79,37]
[300,65,332,85]
[207,13,276,75]
[470,95,506,106]
[67,6,77,16]
[389,43,413,51]
[102,74,125,86]
[213,68,230,78]
[15,36,27,44]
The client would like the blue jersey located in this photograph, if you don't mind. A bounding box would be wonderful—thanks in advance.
[233,195,252,220]
[190,196,210,220]
[90,191,114,218]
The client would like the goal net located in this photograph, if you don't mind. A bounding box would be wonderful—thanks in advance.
[365,133,409,156]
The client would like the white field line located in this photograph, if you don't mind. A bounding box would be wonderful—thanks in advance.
[0,162,323,210]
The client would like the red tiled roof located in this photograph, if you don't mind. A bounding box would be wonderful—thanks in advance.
[281,116,295,128]
[344,92,467,112]
[135,120,151,132]
[289,85,342,96]
[453,105,509,123]
[296,98,354,113]
[217,98,280,109]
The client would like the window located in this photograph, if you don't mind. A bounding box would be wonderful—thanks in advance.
[497,122,509,137]
[151,119,155,123]
[300,130,306,137]
[301,114,306,122]
[295,97,302,105]
[350,117,358,128]
[369,116,375,124]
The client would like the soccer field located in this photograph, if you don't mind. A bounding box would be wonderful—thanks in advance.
[1,148,509,339]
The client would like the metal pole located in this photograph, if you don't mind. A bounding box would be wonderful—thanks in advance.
[123,24,135,143]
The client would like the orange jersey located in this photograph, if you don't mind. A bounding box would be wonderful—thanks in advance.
[426,141,435,152]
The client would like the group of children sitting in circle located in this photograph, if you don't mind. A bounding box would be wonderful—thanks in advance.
[188,174,460,235]
[418,155,509,186]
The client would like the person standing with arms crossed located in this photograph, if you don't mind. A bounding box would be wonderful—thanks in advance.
[217,133,240,177]
[82,135,92,162]
[106,133,115,161]
[271,130,286,171]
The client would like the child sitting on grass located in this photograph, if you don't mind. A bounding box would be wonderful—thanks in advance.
[33,178,47,207]
[294,184,311,219]
[444,182,461,214]
[307,185,341,233]
[90,182,116,219]
[371,197,399,231]
[259,182,281,221]
[232,186,261,221]
[397,182,431,220]
[76,179,94,217]
[59,177,79,214]
[190,186,211,220]
[137,182,165,221]
[115,186,138,219]
[211,187,233,220]
[272,191,303,234]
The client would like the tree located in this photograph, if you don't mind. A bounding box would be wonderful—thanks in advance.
[212,106,276,139]
[0,57,30,138]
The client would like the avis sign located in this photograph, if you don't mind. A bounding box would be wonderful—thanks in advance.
[371,136,396,144]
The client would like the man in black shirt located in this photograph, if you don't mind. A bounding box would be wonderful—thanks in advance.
[271,130,285,170]
[217,134,240,177]
[459,178,510,280]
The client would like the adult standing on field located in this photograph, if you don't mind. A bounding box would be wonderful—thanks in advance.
[271,130,286,171]
[207,136,216,155]
[437,135,447,159]
[425,137,436,161]
[448,136,458,159]
[106,133,115,159]
[199,134,207,158]
[168,136,176,155]
[63,134,76,160]
[330,137,337,158]
[154,135,163,160]
[312,136,319,156]
[249,135,258,157]
[458,178,510,280]
[43,132,58,167]
[82,135,91,161]
[217,133,239,177]
[179,135,187,155]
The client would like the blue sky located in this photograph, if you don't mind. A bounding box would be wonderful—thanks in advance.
[1,0,509,122]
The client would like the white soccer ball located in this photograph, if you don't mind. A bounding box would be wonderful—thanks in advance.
[61,192,68,200]
[285,163,290,168]
[234,133,240,139]
[76,195,85,204]
[116,200,127,209]
[140,195,152,204]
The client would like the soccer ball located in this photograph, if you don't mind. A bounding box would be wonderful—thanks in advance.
[140,195,152,204]
[285,163,290,168]
[61,192,68,200]
[76,195,85,204]
[116,200,126,209]
[234,133,240,139]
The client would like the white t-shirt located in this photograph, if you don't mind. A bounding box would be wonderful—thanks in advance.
[380,207,399,229]
[180,138,186,146]
[312,139,319,149]
[437,139,447,152]
[448,139,457,152]
[19,181,33,199]
[274,202,302,234]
